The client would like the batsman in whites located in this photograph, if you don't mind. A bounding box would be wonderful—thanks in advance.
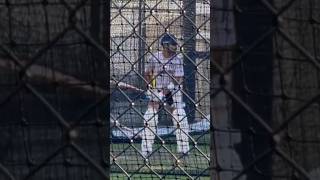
[141,33,190,158]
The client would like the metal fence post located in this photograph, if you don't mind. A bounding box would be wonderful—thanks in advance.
[183,0,197,123]
[138,0,146,85]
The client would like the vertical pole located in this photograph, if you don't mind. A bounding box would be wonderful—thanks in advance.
[102,0,110,175]
[90,0,105,83]
[233,0,274,179]
[183,0,197,123]
[90,0,100,42]
[210,1,217,179]
[138,0,146,80]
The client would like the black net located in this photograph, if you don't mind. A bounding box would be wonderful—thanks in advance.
[1,0,319,180]
[0,1,107,180]
[212,0,320,180]
[110,0,210,179]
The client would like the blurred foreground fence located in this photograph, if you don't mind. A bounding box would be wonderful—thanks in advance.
[212,0,320,180]
[0,0,108,179]
[0,0,320,180]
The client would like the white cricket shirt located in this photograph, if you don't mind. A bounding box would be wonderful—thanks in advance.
[145,52,184,89]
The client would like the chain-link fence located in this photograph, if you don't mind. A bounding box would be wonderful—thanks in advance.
[0,0,107,179]
[1,0,320,180]
[212,0,320,180]
[110,0,210,179]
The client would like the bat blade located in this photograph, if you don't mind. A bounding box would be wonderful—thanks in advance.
[110,80,144,93]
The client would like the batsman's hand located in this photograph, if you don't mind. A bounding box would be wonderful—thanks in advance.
[145,88,164,102]
[167,82,175,91]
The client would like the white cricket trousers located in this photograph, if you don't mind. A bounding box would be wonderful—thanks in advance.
[141,106,190,157]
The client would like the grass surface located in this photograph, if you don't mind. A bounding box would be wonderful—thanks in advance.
[111,173,211,180]
[110,133,210,179]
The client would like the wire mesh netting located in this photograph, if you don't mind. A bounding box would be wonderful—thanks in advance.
[110,0,210,179]
[0,0,108,179]
[1,0,320,180]
[212,0,320,180]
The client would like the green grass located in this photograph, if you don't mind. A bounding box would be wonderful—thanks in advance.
[111,173,211,180]
[110,134,210,179]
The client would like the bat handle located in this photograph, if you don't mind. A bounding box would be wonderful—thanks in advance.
[151,74,156,89]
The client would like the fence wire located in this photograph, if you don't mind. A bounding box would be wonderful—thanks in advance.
[110,0,210,179]
[0,0,107,180]
[212,0,320,180]
[1,0,319,180]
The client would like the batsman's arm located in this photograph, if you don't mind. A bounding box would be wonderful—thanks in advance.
[144,69,153,89]
[174,76,183,86]
[144,56,156,89]
[172,56,184,88]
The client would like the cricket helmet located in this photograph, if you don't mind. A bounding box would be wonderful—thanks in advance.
[160,33,178,46]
